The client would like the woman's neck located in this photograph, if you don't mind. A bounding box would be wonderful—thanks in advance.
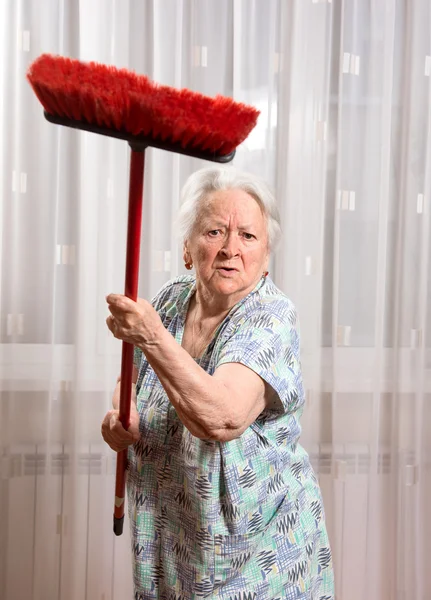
[193,275,262,321]
[191,291,231,323]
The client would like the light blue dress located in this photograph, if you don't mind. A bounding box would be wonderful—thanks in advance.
[129,275,334,599]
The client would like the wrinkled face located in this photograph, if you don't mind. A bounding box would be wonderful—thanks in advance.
[184,188,269,305]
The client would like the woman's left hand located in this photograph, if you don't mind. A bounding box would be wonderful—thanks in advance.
[106,294,163,347]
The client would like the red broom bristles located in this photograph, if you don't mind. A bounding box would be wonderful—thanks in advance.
[27,54,260,156]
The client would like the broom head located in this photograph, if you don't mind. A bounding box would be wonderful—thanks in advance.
[27,54,260,162]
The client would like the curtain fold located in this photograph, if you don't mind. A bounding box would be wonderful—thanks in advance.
[1,1,430,599]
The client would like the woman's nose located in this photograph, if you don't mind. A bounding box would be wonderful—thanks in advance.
[220,233,240,257]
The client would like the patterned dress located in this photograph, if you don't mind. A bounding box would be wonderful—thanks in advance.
[129,275,334,600]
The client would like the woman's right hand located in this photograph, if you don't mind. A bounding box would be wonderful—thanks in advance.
[101,405,140,452]
[101,379,140,451]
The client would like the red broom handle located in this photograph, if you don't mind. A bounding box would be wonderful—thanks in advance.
[113,148,145,536]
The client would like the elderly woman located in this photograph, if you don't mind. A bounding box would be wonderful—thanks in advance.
[102,166,334,599]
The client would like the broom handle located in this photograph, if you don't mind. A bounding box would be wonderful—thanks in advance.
[113,148,145,536]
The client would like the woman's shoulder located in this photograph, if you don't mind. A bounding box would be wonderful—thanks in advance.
[151,274,194,300]
[233,277,299,329]
[151,274,195,312]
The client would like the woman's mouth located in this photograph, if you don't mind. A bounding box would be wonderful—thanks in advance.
[217,267,237,275]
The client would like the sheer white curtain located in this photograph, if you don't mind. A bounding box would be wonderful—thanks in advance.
[1,1,430,599]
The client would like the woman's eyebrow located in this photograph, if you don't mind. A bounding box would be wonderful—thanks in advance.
[201,219,226,228]
[200,219,256,231]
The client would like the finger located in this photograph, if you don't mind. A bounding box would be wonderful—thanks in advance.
[101,411,131,450]
[107,304,126,318]
[107,294,136,312]
[106,293,122,305]
[101,417,116,445]
[105,437,129,452]
[103,429,132,451]
[106,317,115,337]
[110,412,126,431]
[106,316,120,338]
[102,409,115,426]
[101,411,116,437]
[110,413,134,440]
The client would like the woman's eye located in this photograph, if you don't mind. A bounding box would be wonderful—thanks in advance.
[208,230,220,236]
[243,232,255,240]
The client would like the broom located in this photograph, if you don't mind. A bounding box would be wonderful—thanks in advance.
[27,53,259,536]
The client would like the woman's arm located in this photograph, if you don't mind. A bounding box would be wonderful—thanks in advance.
[142,325,270,441]
[106,294,273,442]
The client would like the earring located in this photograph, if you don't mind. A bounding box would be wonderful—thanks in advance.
[185,262,193,270]
[263,271,269,277]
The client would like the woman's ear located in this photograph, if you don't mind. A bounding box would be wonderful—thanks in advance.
[183,240,190,264]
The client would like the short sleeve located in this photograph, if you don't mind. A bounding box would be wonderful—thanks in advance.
[215,303,304,414]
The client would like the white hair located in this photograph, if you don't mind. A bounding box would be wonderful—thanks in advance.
[177,166,281,250]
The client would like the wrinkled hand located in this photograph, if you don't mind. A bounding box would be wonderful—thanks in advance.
[101,404,140,452]
[106,294,163,347]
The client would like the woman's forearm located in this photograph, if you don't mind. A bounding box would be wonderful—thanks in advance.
[105,293,262,439]
[138,327,239,439]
